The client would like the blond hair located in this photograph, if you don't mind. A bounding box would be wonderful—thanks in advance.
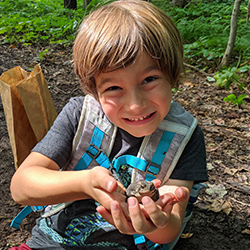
[74,0,184,98]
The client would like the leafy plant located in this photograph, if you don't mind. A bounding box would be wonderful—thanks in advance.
[214,67,242,90]
[223,94,247,106]
[1,0,250,72]
[213,64,250,106]
[39,48,49,60]
[153,0,250,69]
[0,0,91,45]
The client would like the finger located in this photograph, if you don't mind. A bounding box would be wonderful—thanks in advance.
[156,192,177,208]
[111,200,135,235]
[128,197,155,234]
[151,179,161,188]
[156,187,190,208]
[96,206,115,225]
[175,186,190,202]
[142,196,168,228]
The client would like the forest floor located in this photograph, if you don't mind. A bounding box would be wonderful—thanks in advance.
[0,43,250,250]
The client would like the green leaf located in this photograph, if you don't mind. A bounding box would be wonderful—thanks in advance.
[207,76,215,82]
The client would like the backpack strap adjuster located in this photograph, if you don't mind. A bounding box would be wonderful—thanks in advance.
[86,143,103,159]
[145,161,161,176]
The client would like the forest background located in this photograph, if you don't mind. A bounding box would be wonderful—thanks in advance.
[1,0,250,103]
[0,0,250,249]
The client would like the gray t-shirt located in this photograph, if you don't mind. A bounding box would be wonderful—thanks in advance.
[27,96,207,249]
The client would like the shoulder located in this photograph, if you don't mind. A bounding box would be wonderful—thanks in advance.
[165,101,196,128]
[171,124,208,183]
[32,96,85,168]
[183,124,206,160]
[63,96,85,117]
[56,96,85,133]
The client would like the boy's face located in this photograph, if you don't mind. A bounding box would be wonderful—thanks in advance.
[95,52,172,137]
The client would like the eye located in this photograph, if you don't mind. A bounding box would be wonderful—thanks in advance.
[105,86,122,92]
[143,76,158,84]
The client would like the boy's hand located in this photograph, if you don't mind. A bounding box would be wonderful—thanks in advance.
[96,183,190,235]
[85,167,127,211]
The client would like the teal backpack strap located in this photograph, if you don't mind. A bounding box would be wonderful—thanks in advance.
[75,126,110,170]
[11,205,44,229]
[113,130,175,181]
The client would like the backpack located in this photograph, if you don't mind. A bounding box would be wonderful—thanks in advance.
[11,95,206,250]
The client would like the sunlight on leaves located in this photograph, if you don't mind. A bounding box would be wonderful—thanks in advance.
[181,233,194,239]
[206,183,227,198]
[208,199,232,215]
[207,163,214,170]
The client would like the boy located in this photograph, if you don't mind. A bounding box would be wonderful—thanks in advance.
[10,0,207,249]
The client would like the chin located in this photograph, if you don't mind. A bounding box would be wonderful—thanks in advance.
[127,128,156,138]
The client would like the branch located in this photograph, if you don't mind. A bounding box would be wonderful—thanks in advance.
[247,0,250,24]
[184,63,214,76]
[219,0,243,68]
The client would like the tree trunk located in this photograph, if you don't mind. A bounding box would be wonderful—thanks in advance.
[247,0,250,24]
[219,0,242,69]
[64,0,77,9]
[172,0,187,8]
[83,0,91,9]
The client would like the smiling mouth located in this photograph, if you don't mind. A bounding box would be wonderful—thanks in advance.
[126,112,155,122]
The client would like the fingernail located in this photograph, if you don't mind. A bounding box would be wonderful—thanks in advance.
[111,202,118,211]
[128,197,137,207]
[107,180,114,191]
[142,197,151,207]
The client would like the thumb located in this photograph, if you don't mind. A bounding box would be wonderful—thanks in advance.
[91,167,117,192]
[104,175,118,192]
[175,186,190,202]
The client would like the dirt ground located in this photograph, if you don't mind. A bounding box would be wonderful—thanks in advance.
[0,43,250,249]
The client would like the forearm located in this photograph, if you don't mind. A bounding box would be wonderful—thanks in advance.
[10,166,92,206]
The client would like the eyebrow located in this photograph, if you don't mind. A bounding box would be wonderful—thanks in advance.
[98,77,115,87]
[98,63,160,87]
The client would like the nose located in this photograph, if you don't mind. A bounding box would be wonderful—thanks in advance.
[125,89,147,113]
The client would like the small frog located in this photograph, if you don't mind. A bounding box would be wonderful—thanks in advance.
[125,180,159,203]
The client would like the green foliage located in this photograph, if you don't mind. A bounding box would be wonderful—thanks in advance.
[183,37,225,70]
[1,0,250,72]
[0,0,89,45]
[223,94,247,106]
[213,64,250,106]
[154,0,250,69]
[214,67,242,90]
[39,48,49,60]
[214,64,250,90]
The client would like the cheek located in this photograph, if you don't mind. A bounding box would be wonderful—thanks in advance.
[155,89,172,105]
[101,104,113,115]
[100,100,119,121]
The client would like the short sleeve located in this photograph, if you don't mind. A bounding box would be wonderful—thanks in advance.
[170,125,208,183]
[32,96,84,168]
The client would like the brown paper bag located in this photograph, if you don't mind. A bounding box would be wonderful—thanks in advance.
[0,65,57,169]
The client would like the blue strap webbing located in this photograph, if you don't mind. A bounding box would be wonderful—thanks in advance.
[133,234,147,245]
[151,131,175,166]
[147,241,167,250]
[113,130,175,181]
[113,155,148,172]
[11,206,44,229]
[11,206,33,229]
[75,127,110,170]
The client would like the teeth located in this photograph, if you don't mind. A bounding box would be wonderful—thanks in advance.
[128,114,149,121]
